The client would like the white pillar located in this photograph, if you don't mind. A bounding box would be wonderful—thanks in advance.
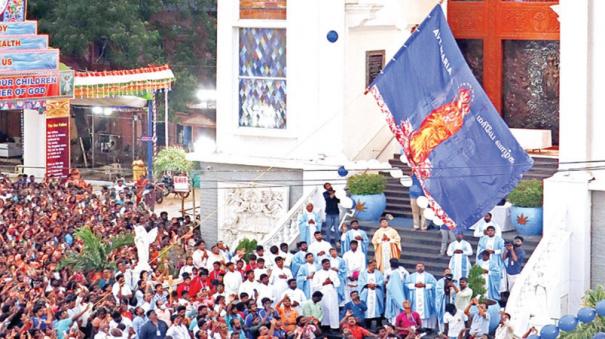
[542,0,593,314]
[23,109,46,178]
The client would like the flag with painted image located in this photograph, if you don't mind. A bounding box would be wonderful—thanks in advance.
[367,5,533,230]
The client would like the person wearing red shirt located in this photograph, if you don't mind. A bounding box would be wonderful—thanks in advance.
[176,274,192,298]
[244,254,258,272]
[189,268,210,298]
[395,300,422,337]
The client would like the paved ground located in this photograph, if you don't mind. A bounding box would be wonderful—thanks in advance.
[149,188,201,219]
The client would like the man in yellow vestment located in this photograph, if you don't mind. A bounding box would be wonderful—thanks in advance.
[371,217,401,272]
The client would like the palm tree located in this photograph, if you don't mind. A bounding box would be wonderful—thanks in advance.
[560,286,605,338]
[58,227,134,273]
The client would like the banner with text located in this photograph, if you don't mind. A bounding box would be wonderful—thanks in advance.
[0,35,48,49]
[0,21,36,35]
[45,99,70,178]
[0,72,61,100]
[0,49,59,72]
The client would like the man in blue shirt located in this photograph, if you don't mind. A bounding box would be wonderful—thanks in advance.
[340,290,368,323]
[53,304,90,339]
[139,310,168,339]
[502,236,526,291]
[464,299,490,338]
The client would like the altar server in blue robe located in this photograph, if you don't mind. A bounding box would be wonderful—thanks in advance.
[290,241,308,277]
[297,203,322,245]
[295,252,317,299]
[358,260,385,328]
[340,219,369,255]
[477,250,502,301]
[384,260,406,323]
[328,248,347,304]
[435,268,458,333]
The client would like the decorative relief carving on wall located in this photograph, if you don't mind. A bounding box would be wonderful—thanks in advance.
[217,183,289,246]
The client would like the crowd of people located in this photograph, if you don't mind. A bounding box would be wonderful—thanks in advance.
[0,173,533,339]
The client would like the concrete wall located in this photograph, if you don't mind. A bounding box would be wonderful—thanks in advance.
[197,163,303,244]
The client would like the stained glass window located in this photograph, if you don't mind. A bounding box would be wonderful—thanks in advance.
[239,28,287,129]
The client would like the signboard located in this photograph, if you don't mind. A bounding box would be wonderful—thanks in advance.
[0,72,59,100]
[173,175,190,193]
[0,49,59,72]
[0,35,47,49]
[0,22,36,35]
[0,0,26,22]
[45,99,70,178]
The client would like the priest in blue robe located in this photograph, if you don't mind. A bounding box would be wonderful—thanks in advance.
[295,252,317,299]
[340,219,369,255]
[405,263,438,329]
[358,260,385,327]
[447,232,473,281]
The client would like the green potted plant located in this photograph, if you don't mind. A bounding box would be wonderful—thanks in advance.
[508,179,544,236]
[347,173,386,221]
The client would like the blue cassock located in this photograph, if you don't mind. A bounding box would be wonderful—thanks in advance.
[385,271,406,320]
[329,256,347,303]
[340,229,370,255]
[296,263,317,299]
[405,272,437,320]
[477,258,502,301]
[477,235,505,269]
[291,251,307,278]
[297,212,322,245]
[435,278,457,327]
[358,269,385,319]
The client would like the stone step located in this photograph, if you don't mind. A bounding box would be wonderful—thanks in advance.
[355,220,540,276]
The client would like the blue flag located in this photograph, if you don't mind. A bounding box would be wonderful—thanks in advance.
[368,5,533,230]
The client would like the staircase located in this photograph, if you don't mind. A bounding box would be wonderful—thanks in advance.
[358,221,540,276]
[360,153,558,276]
[383,154,559,218]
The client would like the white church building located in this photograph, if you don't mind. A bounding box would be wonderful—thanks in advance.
[189,0,605,334]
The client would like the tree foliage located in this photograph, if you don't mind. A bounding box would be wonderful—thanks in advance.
[153,146,193,176]
[58,227,134,273]
[28,0,217,115]
[467,265,487,300]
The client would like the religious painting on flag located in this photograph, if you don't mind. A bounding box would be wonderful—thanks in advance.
[368,5,533,230]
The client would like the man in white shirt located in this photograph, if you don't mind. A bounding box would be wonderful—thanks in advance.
[473,212,502,238]
[112,274,133,304]
[223,262,242,302]
[281,279,307,313]
[279,243,294,269]
[494,312,516,339]
[239,270,258,300]
[270,256,293,301]
[342,240,367,304]
[256,273,274,307]
[166,315,190,339]
[192,241,209,269]
[178,256,195,280]
[205,244,226,271]
[308,232,331,261]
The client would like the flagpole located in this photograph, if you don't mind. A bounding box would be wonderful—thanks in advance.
[165,90,169,147]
